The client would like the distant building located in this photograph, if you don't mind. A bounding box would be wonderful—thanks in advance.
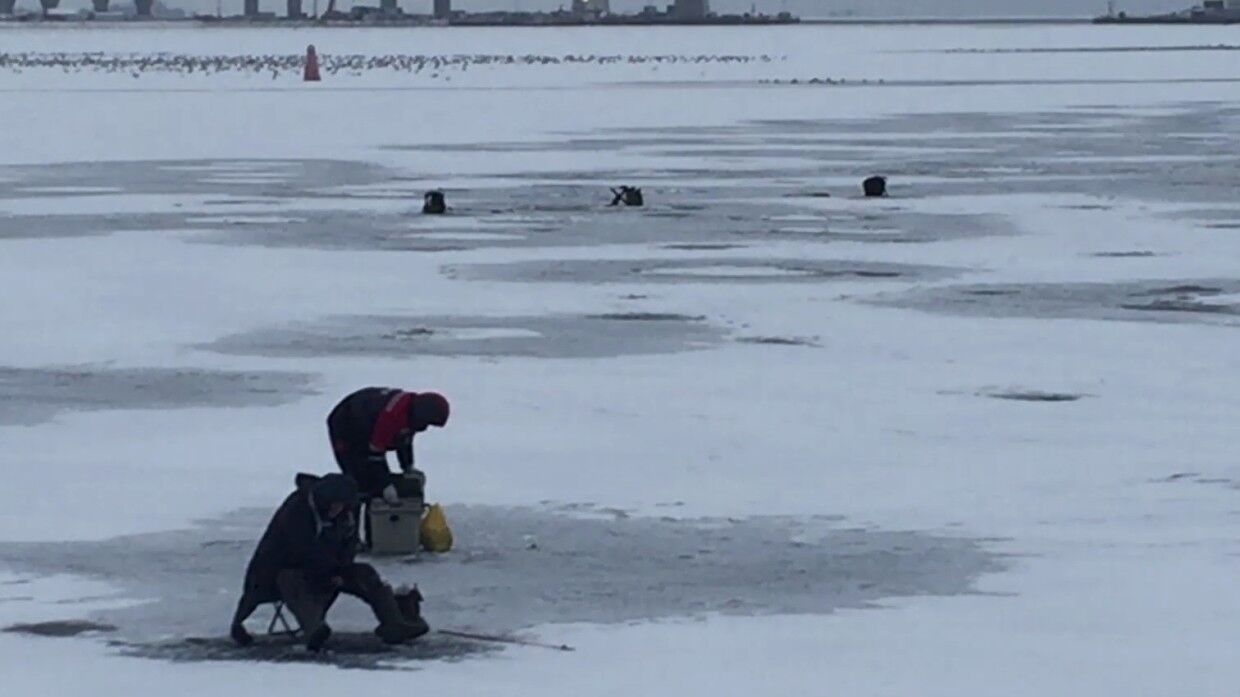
[1,0,17,12]
[572,0,608,16]
[287,0,303,18]
[673,0,709,19]
[105,0,180,16]
[244,0,257,14]
[1192,0,1240,19]
[433,0,450,19]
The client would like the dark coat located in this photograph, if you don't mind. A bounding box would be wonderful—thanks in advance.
[327,387,449,495]
[241,474,359,599]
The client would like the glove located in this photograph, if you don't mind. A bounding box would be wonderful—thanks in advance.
[382,484,400,504]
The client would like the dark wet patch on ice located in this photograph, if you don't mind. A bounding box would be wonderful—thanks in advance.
[1119,300,1238,315]
[736,336,821,347]
[4,619,117,637]
[962,289,1020,297]
[0,366,318,426]
[1160,472,1201,482]
[0,504,1001,669]
[444,257,952,285]
[202,198,281,206]
[661,243,748,251]
[982,390,1086,403]
[1153,472,1237,488]
[202,314,723,360]
[118,632,493,670]
[1119,284,1239,316]
[1090,250,1159,258]
[586,312,705,322]
[1134,284,1222,296]
[877,278,1240,327]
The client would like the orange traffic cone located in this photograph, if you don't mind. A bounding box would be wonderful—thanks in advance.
[304,44,321,82]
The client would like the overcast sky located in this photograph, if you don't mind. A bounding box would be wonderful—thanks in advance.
[34,0,1188,19]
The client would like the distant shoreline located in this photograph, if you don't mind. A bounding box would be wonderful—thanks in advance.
[0,15,1106,29]
[799,17,1091,25]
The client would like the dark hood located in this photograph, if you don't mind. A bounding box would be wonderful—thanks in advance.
[410,392,451,428]
[310,473,359,518]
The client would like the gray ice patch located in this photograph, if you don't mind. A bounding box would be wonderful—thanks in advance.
[202,314,724,360]
[0,159,393,202]
[582,105,1240,209]
[444,257,954,285]
[0,504,1001,669]
[875,279,1240,328]
[3,619,117,637]
[0,158,1001,250]
[6,105,1240,253]
[0,366,318,426]
[195,186,995,252]
[0,213,203,241]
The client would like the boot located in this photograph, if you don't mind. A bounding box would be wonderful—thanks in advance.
[305,623,332,653]
[395,586,431,638]
[276,571,334,652]
[367,581,427,644]
[229,592,260,647]
[230,622,254,647]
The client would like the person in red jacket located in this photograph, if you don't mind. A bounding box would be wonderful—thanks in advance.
[326,387,450,502]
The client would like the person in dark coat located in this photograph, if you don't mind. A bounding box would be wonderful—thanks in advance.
[229,473,429,651]
[326,388,450,502]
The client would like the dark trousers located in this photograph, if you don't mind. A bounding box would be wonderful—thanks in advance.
[327,409,390,498]
[231,563,398,636]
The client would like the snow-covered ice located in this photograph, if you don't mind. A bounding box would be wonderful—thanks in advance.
[1,21,1239,696]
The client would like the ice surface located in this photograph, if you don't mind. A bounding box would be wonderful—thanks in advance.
[0,505,997,670]
[1,21,1239,696]
[203,313,725,359]
[641,264,817,278]
[0,365,317,426]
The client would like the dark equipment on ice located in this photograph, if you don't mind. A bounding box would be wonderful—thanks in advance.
[862,176,888,198]
[228,473,430,651]
[609,186,644,207]
[423,190,447,214]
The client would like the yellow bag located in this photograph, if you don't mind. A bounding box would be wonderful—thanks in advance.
[420,503,453,553]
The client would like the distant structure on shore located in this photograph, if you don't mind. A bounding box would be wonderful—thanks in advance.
[0,0,797,25]
[0,0,176,18]
[1095,0,1240,23]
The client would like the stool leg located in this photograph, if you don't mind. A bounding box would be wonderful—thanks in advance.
[266,601,302,638]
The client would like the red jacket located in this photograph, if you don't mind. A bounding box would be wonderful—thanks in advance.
[328,387,417,471]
